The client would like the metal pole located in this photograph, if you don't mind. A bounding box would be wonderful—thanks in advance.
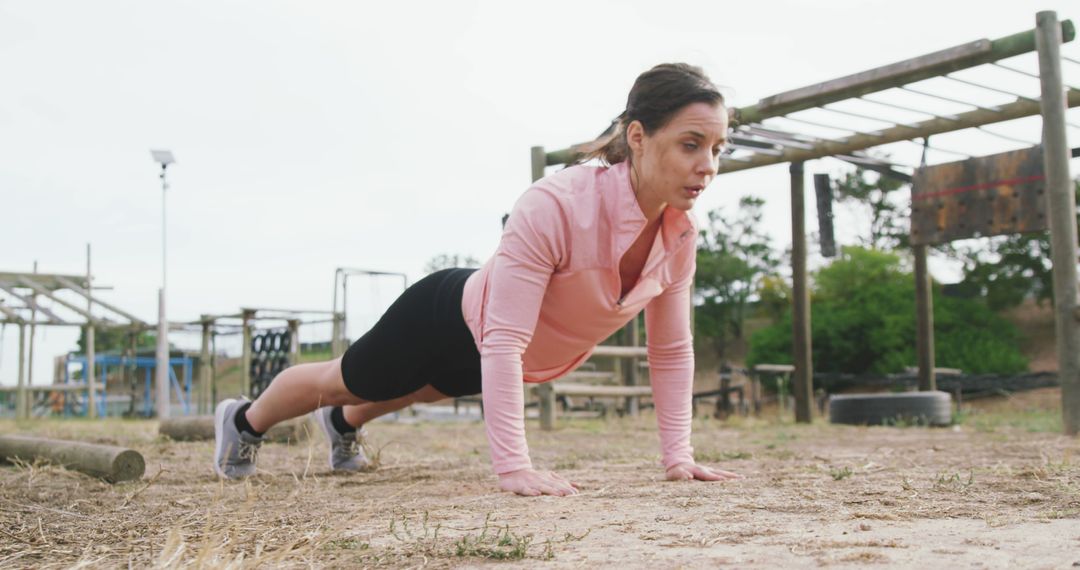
[86,244,97,419]
[914,245,936,391]
[155,289,169,418]
[790,162,814,423]
[1036,10,1080,435]
[161,164,168,292]
[16,323,26,420]
[155,164,170,419]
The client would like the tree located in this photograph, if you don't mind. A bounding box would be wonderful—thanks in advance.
[76,327,157,355]
[835,165,1080,312]
[833,167,911,251]
[950,181,1080,310]
[423,253,481,274]
[694,196,779,361]
[748,246,1027,375]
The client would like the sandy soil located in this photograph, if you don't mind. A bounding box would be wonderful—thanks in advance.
[1,391,1078,568]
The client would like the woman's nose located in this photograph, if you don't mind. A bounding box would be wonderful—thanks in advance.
[698,153,718,177]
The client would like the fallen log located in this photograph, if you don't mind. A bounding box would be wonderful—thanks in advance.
[159,416,312,443]
[0,435,145,483]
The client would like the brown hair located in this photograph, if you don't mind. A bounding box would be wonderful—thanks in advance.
[578,63,725,165]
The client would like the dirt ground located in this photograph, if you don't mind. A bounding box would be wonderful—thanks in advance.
[1,389,1078,569]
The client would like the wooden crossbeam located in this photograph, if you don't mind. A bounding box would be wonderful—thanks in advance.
[590,345,648,358]
[0,285,68,324]
[16,276,107,325]
[717,88,1080,174]
[53,276,145,325]
[541,21,1075,170]
[0,302,22,322]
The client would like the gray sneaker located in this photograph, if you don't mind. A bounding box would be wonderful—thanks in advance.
[213,398,265,479]
[313,406,371,472]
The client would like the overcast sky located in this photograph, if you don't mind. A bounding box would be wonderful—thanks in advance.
[2,1,1078,386]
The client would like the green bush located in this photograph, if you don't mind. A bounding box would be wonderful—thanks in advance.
[747,247,1027,375]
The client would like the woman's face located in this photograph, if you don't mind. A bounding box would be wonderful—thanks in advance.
[628,101,728,215]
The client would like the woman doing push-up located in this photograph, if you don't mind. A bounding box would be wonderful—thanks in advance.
[214,63,741,496]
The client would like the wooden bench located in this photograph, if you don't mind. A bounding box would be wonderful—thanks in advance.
[750,364,795,414]
[535,379,654,427]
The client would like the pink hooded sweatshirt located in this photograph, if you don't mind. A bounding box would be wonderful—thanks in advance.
[461,160,698,475]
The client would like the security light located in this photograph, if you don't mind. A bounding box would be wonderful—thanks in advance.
[150,149,176,166]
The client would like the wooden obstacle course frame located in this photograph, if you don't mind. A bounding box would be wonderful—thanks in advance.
[532,13,1079,432]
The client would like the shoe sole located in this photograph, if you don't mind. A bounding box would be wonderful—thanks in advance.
[213,399,234,479]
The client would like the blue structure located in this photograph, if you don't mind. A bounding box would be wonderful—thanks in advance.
[63,354,195,417]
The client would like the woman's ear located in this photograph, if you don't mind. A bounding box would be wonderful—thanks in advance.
[625,120,645,156]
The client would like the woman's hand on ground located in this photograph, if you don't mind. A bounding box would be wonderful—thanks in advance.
[498,468,579,497]
[665,462,743,482]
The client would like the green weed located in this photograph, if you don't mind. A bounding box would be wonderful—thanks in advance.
[933,470,974,492]
[829,466,853,481]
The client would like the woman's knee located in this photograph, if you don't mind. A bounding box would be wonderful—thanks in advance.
[411,384,451,404]
[313,358,364,406]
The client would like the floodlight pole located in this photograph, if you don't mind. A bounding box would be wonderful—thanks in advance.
[153,156,173,419]
[1036,11,1080,436]
[86,244,97,418]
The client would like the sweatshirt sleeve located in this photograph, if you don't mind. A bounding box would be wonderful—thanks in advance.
[643,241,696,469]
[480,188,565,475]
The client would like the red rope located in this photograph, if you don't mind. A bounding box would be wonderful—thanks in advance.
[912,174,1045,202]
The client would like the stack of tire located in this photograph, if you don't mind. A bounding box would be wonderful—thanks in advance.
[250,330,292,398]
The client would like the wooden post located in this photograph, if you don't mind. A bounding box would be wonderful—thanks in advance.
[27,261,36,391]
[790,162,814,423]
[0,435,145,483]
[86,323,96,418]
[86,245,97,419]
[241,309,255,396]
[914,244,936,391]
[531,146,546,182]
[210,329,219,407]
[198,316,211,414]
[287,319,300,365]
[538,385,556,430]
[624,317,641,415]
[159,416,310,443]
[331,312,345,357]
[125,329,136,416]
[1036,10,1080,435]
[16,323,26,420]
[531,145,556,429]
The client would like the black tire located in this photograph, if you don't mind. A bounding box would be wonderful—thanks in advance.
[251,334,265,354]
[828,391,953,426]
[280,333,292,353]
[270,332,283,352]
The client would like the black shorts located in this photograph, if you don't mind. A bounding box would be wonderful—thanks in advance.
[340,268,482,401]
